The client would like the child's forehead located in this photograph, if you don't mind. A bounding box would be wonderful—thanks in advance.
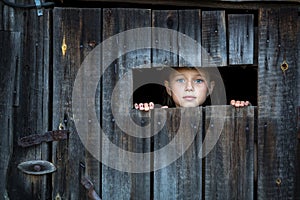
[170,68,208,77]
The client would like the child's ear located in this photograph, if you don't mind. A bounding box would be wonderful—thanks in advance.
[164,80,172,96]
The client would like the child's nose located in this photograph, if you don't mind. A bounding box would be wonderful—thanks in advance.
[185,81,194,91]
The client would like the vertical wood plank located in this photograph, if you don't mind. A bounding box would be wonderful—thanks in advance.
[296,12,300,200]
[228,14,254,65]
[152,9,204,199]
[178,9,202,66]
[5,10,50,200]
[0,31,20,200]
[257,8,298,200]
[101,8,151,200]
[152,10,179,66]
[0,2,15,31]
[204,106,255,200]
[202,10,227,67]
[79,9,102,199]
[297,13,300,108]
[52,8,102,199]
[153,107,203,200]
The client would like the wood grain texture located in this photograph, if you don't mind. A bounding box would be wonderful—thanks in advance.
[152,10,179,67]
[296,13,300,200]
[257,8,298,200]
[228,14,254,65]
[101,8,152,200]
[52,8,102,199]
[178,9,202,66]
[297,14,300,108]
[204,105,255,200]
[153,107,203,200]
[0,31,20,200]
[0,4,299,199]
[5,10,51,200]
[70,0,300,10]
[202,10,227,67]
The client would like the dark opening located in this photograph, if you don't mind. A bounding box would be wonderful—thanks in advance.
[133,67,257,107]
[133,68,167,107]
[218,67,257,106]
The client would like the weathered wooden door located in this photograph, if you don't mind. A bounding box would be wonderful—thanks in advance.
[50,7,298,200]
[0,5,298,200]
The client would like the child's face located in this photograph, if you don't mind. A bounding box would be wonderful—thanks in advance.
[164,68,214,107]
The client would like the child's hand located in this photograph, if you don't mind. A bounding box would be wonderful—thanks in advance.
[134,102,154,111]
[230,100,251,108]
[134,102,168,111]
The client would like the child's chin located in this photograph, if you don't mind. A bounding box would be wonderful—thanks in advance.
[180,103,199,108]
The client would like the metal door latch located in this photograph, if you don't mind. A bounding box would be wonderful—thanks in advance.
[18,160,56,175]
[18,130,70,148]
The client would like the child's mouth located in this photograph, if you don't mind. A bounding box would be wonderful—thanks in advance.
[183,96,196,101]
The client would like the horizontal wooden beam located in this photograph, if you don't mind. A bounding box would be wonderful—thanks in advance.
[69,0,300,9]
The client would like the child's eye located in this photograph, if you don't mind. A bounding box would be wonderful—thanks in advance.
[194,79,204,84]
[176,79,185,83]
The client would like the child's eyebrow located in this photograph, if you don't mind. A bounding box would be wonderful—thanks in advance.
[172,73,205,78]
[172,73,185,77]
[193,74,205,78]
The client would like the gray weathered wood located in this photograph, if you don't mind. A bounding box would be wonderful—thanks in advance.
[52,8,102,199]
[0,31,20,200]
[228,14,254,65]
[257,8,298,200]
[297,13,300,108]
[153,107,203,200]
[101,8,152,200]
[178,9,202,66]
[5,10,50,200]
[0,4,299,199]
[296,13,300,200]
[202,10,227,67]
[79,9,102,198]
[75,0,300,2]
[152,9,203,199]
[205,105,255,200]
[152,10,179,67]
[73,0,300,10]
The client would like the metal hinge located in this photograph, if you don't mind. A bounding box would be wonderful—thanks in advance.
[34,0,43,16]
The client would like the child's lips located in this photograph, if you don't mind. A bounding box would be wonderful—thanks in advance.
[183,96,196,101]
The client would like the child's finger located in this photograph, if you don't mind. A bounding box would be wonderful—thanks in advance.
[139,103,145,110]
[149,102,154,109]
[240,101,245,107]
[230,100,236,106]
[144,103,150,111]
[134,103,139,109]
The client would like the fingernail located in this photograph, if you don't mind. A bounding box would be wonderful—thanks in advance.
[139,103,144,110]
[144,103,149,111]
[134,103,139,109]
[149,102,154,109]
[230,100,235,105]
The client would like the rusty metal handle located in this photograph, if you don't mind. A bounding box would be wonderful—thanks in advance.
[18,130,70,147]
